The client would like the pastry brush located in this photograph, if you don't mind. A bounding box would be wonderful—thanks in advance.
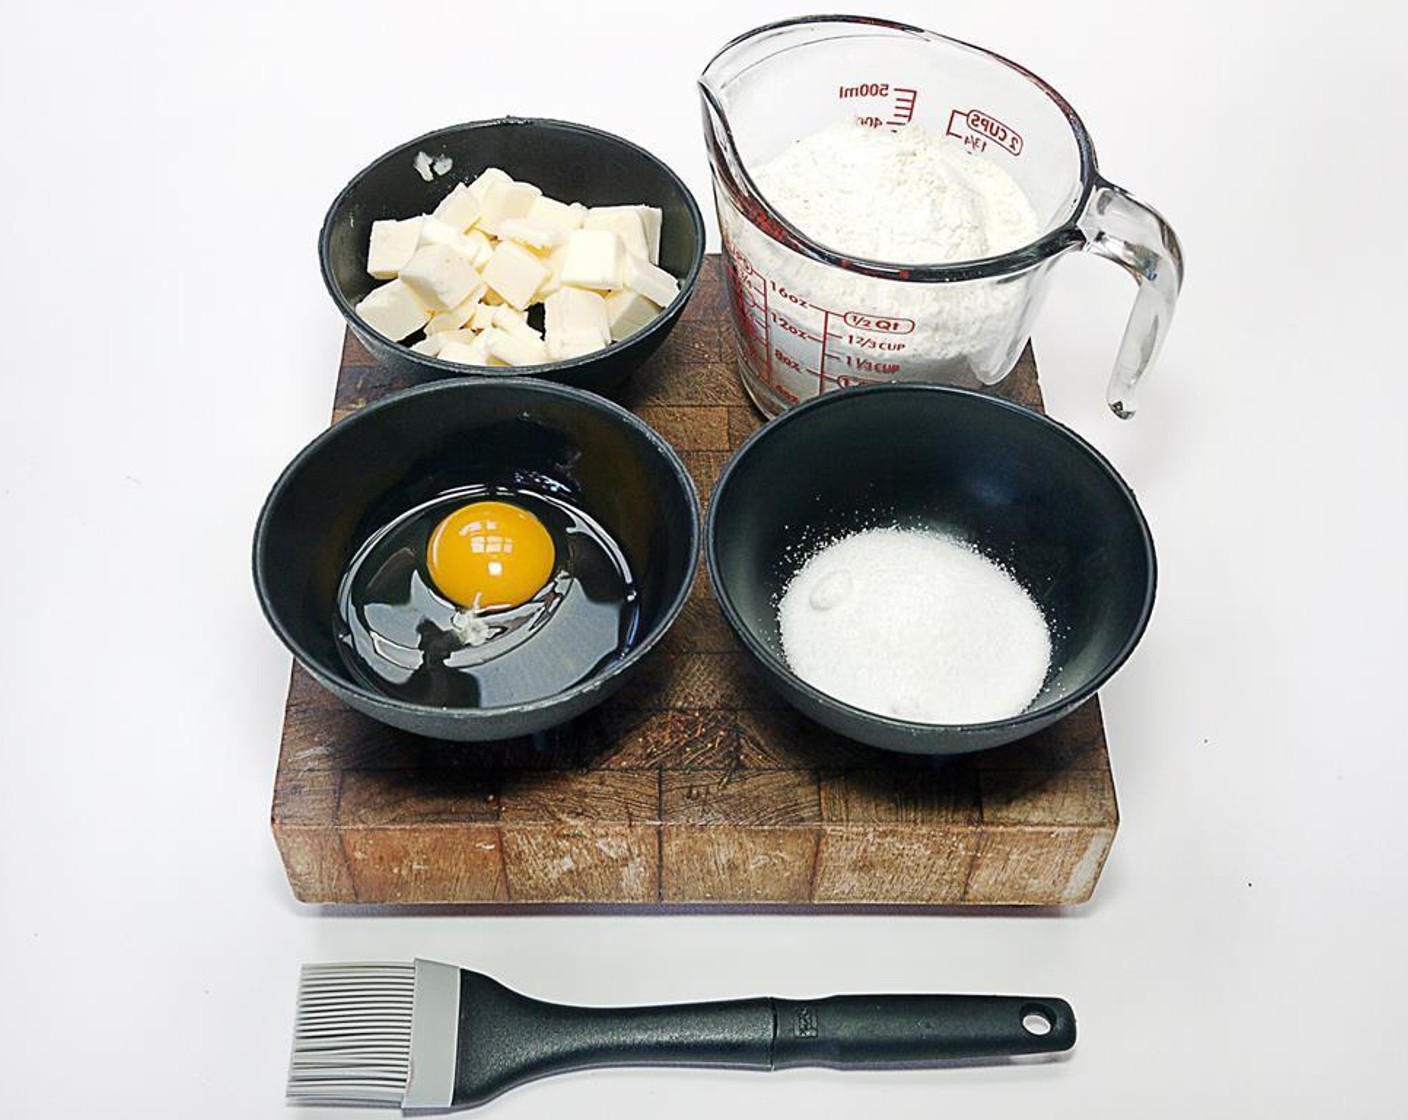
[287,959,1075,1109]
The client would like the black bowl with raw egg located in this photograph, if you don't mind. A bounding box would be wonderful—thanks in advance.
[319,117,705,396]
[254,379,699,742]
[706,384,1156,757]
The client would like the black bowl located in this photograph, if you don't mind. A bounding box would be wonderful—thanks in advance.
[319,118,705,397]
[706,385,1155,756]
[254,380,699,741]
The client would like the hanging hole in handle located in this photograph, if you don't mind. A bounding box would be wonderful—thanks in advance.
[1020,1004,1055,1036]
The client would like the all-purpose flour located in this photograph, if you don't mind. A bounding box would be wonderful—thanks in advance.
[751,121,1037,264]
[721,121,1043,405]
[777,529,1051,724]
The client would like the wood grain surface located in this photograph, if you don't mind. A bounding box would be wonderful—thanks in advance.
[272,255,1118,907]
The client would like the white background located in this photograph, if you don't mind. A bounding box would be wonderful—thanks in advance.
[1,2,1403,1116]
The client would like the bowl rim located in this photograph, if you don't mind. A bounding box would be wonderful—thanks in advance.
[253,377,701,721]
[705,383,1157,738]
[317,116,706,377]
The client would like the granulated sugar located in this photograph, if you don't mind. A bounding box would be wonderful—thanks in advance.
[777,528,1051,724]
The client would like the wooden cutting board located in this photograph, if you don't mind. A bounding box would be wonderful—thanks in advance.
[271,255,1118,907]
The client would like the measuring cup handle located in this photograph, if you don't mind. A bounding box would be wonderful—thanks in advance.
[1077,178,1185,418]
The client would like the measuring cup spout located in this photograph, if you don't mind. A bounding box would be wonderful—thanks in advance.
[1078,178,1185,418]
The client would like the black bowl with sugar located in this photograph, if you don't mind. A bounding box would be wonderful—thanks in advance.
[706,384,1156,756]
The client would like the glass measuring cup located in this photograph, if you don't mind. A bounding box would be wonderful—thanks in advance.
[699,16,1184,418]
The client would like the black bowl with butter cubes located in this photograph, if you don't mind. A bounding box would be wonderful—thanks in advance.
[320,118,705,396]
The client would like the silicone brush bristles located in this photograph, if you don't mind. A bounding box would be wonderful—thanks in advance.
[287,962,415,1106]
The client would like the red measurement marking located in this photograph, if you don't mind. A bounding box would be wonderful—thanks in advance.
[760,273,773,386]
[842,311,914,335]
[945,107,1023,156]
[817,309,831,391]
[887,86,918,127]
[832,372,890,388]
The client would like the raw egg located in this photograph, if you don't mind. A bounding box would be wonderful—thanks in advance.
[336,486,639,708]
[426,500,556,611]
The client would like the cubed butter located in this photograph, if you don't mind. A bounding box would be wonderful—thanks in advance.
[462,228,492,259]
[485,328,549,367]
[603,288,661,342]
[560,229,625,291]
[480,240,550,311]
[546,331,607,361]
[420,219,486,260]
[439,335,494,366]
[367,216,424,279]
[411,334,445,357]
[432,183,483,233]
[424,281,488,333]
[399,244,482,311]
[638,206,663,265]
[492,303,542,341]
[497,218,564,251]
[478,180,542,236]
[465,166,512,203]
[623,254,679,308]
[584,207,649,261]
[417,216,461,247]
[469,302,497,331]
[533,242,568,300]
[472,237,495,270]
[545,286,610,346]
[526,196,584,234]
[431,328,480,348]
[355,278,430,341]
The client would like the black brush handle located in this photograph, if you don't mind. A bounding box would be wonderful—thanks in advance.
[452,971,1074,1107]
[771,994,1075,1068]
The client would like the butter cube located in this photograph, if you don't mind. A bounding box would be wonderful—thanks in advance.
[470,302,497,331]
[604,288,661,341]
[623,254,679,308]
[431,328,480,348]
[399,244,482,311]
[411,334,445,357]
[424,281,488,333]
[534,242,569,300]
[439,334,494,367]
[418,221,484,260]
[637,206,663,265]
[462,228,492,260]
[526,196,584,234]
[466,166,512,203]
[546,332,607,361]
[417,216,461,247]
[485,328,549,367]
[367,217,424,279]
[596,288,656,342]
[480,240,550,311]
[585,207,649,261]
[355,279,430,341]
[478,180,542,236]
[432,183,482,232]
[545,287,610,347]
[492,303,543,341]
[498,218,564,251]
[561,229,625,291]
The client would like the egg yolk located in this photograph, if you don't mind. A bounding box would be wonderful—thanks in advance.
[426,500,556,611]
